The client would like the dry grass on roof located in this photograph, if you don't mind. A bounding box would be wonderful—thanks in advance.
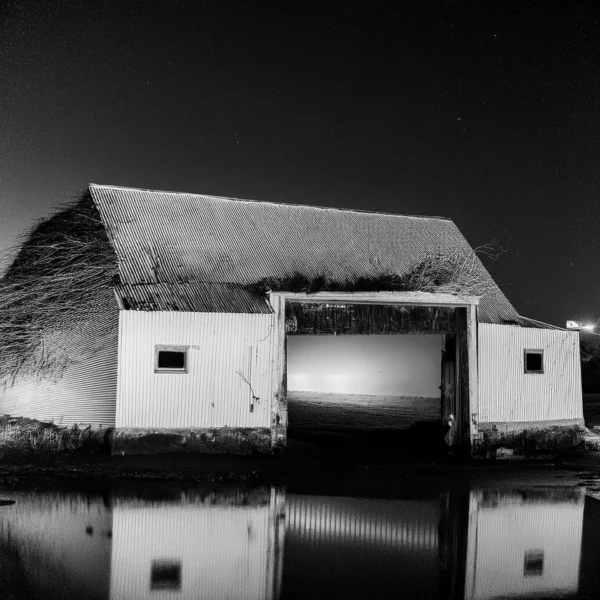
[0,192,118,385]
[249,244,502,299]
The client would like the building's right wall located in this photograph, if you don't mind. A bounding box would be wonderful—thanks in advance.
[476,323,584,455]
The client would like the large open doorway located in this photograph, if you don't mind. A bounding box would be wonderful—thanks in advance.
[283,300,472,450]
[287,334,443,430]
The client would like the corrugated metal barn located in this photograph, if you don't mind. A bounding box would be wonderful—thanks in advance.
[0,183,584,456]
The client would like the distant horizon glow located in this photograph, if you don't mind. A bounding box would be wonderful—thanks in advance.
[287,334,443,397]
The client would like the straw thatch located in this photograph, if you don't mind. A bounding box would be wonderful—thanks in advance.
[0,192,118,385]
[250,244,502,298]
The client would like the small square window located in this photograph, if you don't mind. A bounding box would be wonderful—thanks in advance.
[523,549,544,576]
[524,350,544,374]
[151,559,182,590]
[155,345,188,373]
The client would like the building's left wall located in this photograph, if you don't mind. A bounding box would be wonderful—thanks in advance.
[0,290,119,427]
[113,310,276,455]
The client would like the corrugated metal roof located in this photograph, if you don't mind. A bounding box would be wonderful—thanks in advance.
[516,315,569,330]
[115,283,272,313]
[90,183,520,324]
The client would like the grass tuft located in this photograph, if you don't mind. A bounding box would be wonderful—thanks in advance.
[248,245,503,298]
[0,415,110,458]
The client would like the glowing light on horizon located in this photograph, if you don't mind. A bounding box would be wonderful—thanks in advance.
[323,373,351,393]
[287,372,311,391]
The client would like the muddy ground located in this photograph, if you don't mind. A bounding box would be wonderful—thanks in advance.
[1,432,600,497]
[1,394,600,494]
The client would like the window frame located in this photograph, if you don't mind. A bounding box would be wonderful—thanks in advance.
[150,559,182,590]
[524,349,544,374]
[523,549,544,576]
[154,345,189,374]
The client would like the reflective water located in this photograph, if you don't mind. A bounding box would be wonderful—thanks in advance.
[0,482,598,599]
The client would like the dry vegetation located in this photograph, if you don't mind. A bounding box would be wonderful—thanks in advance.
[250,244,503,298]
[0,415,108,457]
[0,192,118,386]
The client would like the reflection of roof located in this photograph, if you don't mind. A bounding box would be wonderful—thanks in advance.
[90,183,520,323]
[115,282,272,314]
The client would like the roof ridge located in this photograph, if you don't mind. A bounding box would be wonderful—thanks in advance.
[89,183,452,222]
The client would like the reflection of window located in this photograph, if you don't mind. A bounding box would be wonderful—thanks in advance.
[524,350,544,374]
[524,549,544,576]
[151,559,182,590]
[155,345,188,373]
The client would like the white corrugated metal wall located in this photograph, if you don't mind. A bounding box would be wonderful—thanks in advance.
[117,311,275,429]
[0,306,119,427]
[0,336,118,427]
[477,324,583,423]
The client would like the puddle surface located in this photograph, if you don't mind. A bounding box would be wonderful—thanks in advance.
[0,483,598,599]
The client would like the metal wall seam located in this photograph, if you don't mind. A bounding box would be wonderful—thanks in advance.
[477,323,583,423]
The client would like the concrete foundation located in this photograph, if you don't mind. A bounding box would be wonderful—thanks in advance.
[111,427,272,456]
[271,425,287,452]
[473,419,585,458]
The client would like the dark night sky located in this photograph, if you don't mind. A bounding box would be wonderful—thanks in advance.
[1,0,599,326]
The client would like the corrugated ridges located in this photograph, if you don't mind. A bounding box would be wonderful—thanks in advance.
[477,323,583,423]
[110,504,274,600]
[286,494,439,551]
[0,289,119,427]
[117,311,274,429]
[0,332,117,427]
[0,492,113,599]
[115,282,272,313]
[89,184,520,324]
[465,490,584,599]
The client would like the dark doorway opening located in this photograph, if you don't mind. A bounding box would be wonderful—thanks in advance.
[284,302,471,452]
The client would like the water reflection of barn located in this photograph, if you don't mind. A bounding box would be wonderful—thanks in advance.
[109,488,285,600]
[0,184,584,456]
[0,485,593,599]
[463,489,585,600]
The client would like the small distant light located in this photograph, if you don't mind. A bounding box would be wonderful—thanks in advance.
[566,320,595,331]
